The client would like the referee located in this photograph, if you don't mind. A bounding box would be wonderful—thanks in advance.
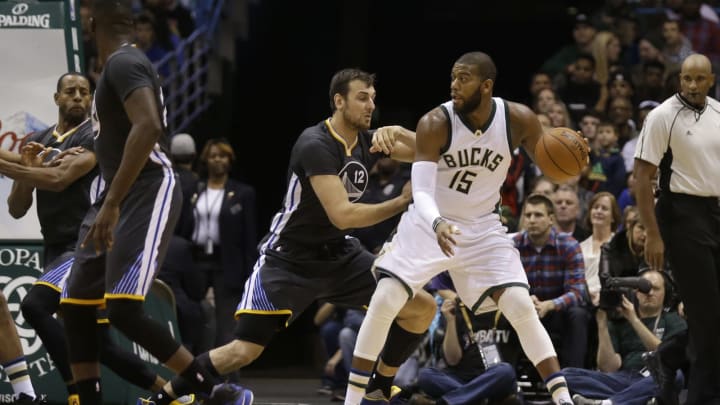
[634,53,720,405]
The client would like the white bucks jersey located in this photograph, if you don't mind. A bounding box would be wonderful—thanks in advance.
[436,98,512,222]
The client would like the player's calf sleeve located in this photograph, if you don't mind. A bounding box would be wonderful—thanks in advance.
[380,321,426,367]
[352,277,411,362]
[21,286,74,383]
[497,287,556,366]
[98,325,157,390]
[60,303,100,363]
[106,299,181,363]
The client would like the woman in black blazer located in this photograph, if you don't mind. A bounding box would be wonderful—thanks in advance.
[191,138,258,347]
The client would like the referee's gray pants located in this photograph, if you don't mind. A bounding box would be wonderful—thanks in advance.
[658,192,720,404]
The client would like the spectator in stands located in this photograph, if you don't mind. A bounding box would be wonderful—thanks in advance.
[608,73,637,109]
[143,0,195,38]
[660,18,694,75]
[587,120,627,198]
[410,292,522,405]
[134,11,181,79]
[541,13,597,81]
[514,194,591,368]
[617,171,637,215]
[675,0,720,67]
[170,133,198,239]
[631,35,664,87]
[553,185,591,242]
[634,61,667,104]
[528,71,553,105]
[191,138,258,347]
[533,88,560,115]
[577,110,604,152]
[604,212,647,279]
[566,270,686,405]
[557,53,604,125]
[591,31,623,114]
[579,192,621,306]
[547,100,576,130]
[313,303,348,400]
[606,96,638,172]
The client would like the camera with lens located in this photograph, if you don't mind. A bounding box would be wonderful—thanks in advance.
[598,243,652,312]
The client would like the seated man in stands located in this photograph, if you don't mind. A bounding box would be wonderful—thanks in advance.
[513,194,591,368]
[565,269,686,405]
[410,272,523,405]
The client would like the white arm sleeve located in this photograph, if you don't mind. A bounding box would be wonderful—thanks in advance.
[411,161,442,229]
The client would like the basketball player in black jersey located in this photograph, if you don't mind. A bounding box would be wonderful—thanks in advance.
[56,1,245,404]
[0,72,177,404]
[143,68,437,404]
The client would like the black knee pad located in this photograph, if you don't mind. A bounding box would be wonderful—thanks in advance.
[21,285,60,325]
[233,313,286,346]
[60,303,100,363]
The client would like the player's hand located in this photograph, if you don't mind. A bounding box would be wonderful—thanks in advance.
[45,146,85,167]
[644,231,665,271]
[370,125,403,155]
[435,220,460,257]
[400,180,412,204]
[82,201,120,254]
[20,142,49,167]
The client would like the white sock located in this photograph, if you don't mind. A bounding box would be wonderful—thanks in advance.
[601,400,612,405]
[3,358,36,399]
[344,369,370,405]
[545,372,572,405]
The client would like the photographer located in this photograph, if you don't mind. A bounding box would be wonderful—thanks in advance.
[564,270,686,405]
[410,272,522,405]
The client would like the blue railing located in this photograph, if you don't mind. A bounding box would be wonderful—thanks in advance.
[154,0,225,134]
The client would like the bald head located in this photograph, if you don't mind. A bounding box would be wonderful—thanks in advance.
[456,51,497,81]
[678,53,715,105]
[681,53,712,73]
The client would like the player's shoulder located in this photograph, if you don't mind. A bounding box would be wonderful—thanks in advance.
[294,121,332,150]
[105,45,152,71]
[418,105,451,129]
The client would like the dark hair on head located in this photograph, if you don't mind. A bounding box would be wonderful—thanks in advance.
[92,0,134,31]
[584,191,621,230]
[456,52,497,81]
[56,72,89,92]
[524,193,555,216]
[199,138,235,164]
[328,68,375,113]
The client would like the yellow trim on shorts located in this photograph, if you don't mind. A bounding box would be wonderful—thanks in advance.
[34,281,61,292]
[235,309,293,326]
[96,318,110,324]
[60,297,106,306]
[104,293,145,301]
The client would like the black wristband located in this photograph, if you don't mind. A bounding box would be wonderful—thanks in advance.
[432,216,446,232]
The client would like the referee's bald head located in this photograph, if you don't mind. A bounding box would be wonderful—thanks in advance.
[92,0,134,32]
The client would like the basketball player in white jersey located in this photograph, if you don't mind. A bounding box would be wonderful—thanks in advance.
[346,52,573,405]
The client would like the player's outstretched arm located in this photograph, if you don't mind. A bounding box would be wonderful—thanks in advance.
[370,125,416,162]
[0,148,21,164]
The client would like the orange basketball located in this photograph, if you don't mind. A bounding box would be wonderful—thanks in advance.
[534,127,589,183]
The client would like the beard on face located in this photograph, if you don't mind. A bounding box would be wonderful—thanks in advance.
[62,105,88,127]
[343,109,371,131]
[454,87,483,115]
